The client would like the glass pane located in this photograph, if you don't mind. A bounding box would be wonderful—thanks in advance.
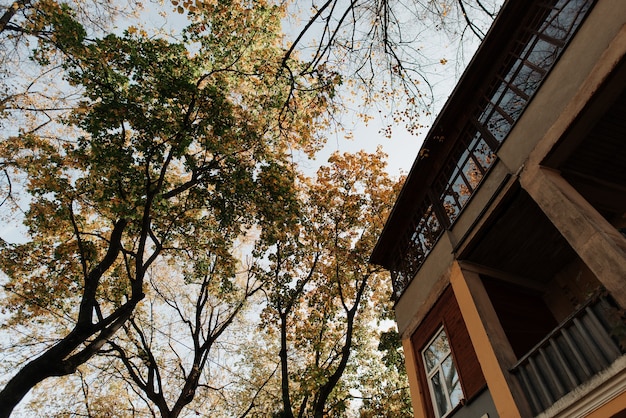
[431,371,449,417]
[472,137,495,172]
[424,346,438,372]
[501,55,523,84]
[499,87,526,122]
[423,209,442,247]
[442,355,463,410]
[485,108,512,143]
[461,157,482,190]
[518,33,538,63]
[478,101,495,126]
[450,177,470,207]
[541,0,589,41]
[541,10,568,41]
[514,63,543,97]
[441,194,460,223]
[527,37,559,70]
[424,330,450,372]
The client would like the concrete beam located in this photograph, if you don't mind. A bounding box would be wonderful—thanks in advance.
[521,166,626,309]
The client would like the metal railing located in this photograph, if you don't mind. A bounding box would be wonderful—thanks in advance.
[510,296,625,415]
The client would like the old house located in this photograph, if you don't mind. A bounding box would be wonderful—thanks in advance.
[370,0,626,416]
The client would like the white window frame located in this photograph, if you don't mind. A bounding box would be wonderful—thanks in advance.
[421,326,464,418]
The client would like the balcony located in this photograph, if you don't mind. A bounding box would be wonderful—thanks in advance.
[510,294,625,415]
[387,0,594,300]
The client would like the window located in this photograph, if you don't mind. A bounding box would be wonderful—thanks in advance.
[388,0,594,299]
[412,288,486,416]
[422,327,463,417]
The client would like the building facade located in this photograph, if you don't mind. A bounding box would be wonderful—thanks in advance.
[370,0,626,417]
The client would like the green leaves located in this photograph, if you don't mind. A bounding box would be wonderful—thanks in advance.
[30,1,87,66]
[0,1,411,415]
[250,150,405,417]
[2,0,334,367]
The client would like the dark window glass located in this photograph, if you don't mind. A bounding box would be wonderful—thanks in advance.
[514,63,544,96]
[390,0,593,298]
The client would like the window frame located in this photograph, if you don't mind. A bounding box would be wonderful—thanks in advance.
[421,326,464,418]
[387,0,595,300]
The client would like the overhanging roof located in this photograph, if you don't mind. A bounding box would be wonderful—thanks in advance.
[370,0,537,269]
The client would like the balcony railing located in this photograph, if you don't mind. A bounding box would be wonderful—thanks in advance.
[510,295,625,415]
[390,0,595,299]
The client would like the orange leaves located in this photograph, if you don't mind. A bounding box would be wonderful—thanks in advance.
[171,0,210,14]
[252,150,402,416]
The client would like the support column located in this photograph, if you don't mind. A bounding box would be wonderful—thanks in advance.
[521,166,626,309]
[401,338,428,418]
[450,262,532,418]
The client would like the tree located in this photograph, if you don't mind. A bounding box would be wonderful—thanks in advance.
[102,253,264,418]
[0,0,140,210]
[0,0,507,415]
[1,150,410,418]
[281,0,501,134]
[249,149,405,417]
[172,0,501,136]
[358,328,413,417]
[0,1,337,415]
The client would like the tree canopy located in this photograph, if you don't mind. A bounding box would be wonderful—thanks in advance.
[0,0,501,415]
[0,2,336,415]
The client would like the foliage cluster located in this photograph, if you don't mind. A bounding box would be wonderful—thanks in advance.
[0,0,415,416]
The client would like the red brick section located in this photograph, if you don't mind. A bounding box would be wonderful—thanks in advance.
[410,286,486,418]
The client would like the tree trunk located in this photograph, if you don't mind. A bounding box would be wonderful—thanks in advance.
[0,219,132,416]
[0,355,59,417]
[0,328,89,418]
[0,302,140,417]
[312,307,358,418]
[279,311,295,418]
